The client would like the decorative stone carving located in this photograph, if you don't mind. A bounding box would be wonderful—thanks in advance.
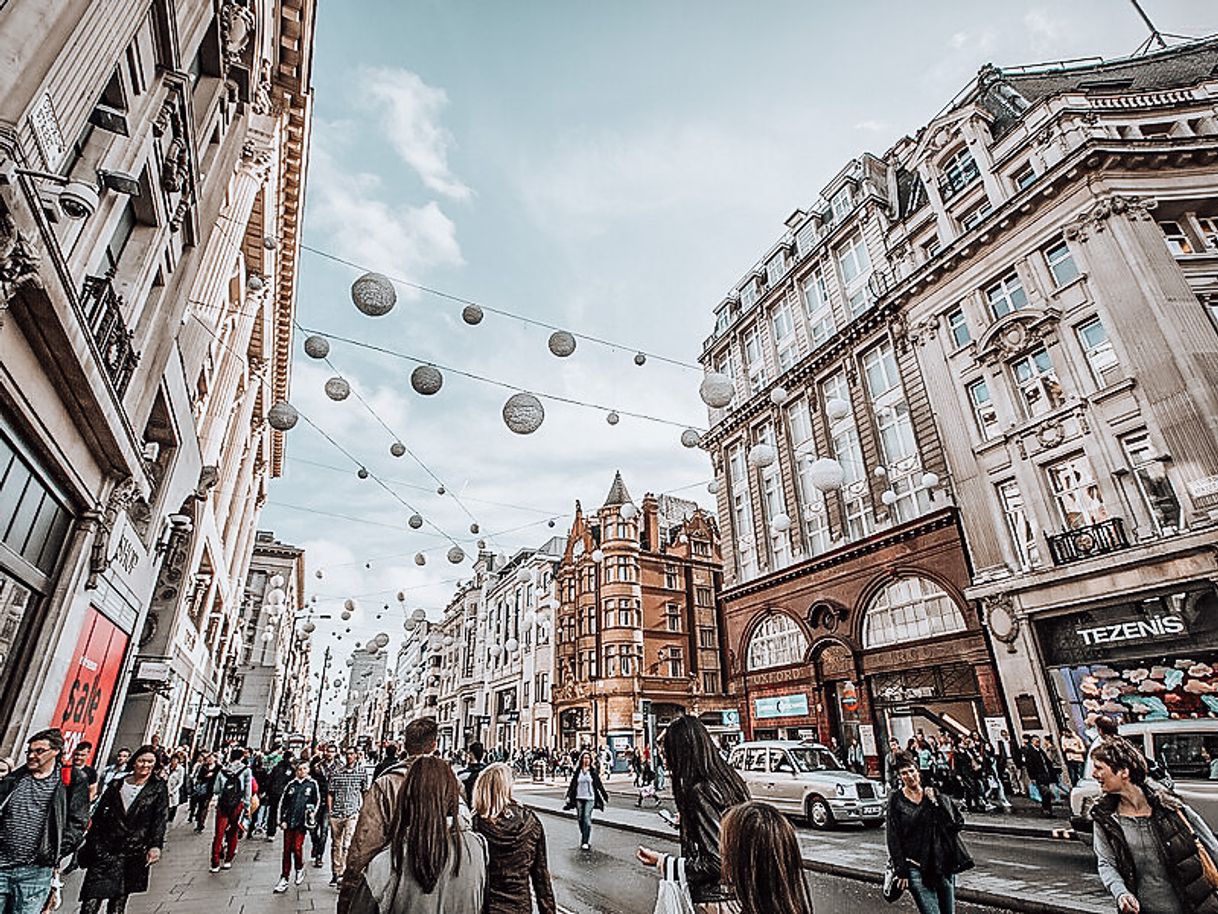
[1035,420,1065,449]
[0,208,42,312]
[169,196,191,233]
[161,138,189,193]
[1063,194,1158,242]
[975,306,1061,366]
[195,464,221,500]
[85,476,140,589]
[219,2,256,69]
[252,59,275,116]
[982,594,1020,651]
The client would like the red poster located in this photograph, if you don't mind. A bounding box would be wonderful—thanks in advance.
[54,607,129,761]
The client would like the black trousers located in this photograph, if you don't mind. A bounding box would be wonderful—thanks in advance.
[81,896,128,914]
[265,793,282,837]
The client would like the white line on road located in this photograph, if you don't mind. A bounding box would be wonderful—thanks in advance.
[988,858,1041,871]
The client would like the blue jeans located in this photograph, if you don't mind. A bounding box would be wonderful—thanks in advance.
[908,866,955,914]
[0,864,53,914]
[576,799,594,845]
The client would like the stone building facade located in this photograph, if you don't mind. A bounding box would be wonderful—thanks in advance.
[552,474,735,760]
[0,0,314,759]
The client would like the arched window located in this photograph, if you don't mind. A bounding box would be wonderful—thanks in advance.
[746,613,809,670]
[863,576,965,649]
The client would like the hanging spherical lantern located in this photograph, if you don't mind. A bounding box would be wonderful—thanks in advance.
[825,397,851,421]
[515,567,533,584]
[874,465,887,478]
[410,365,444,396]
[408,513,424,529]
[620,502,638,521]
[357,467,369,480]
[325,377,350,401]
[263,235,278,250]
[488,643,503,658]
[809,457,846,492]
[469,523,480,535]
[921,471,941,489]
[522,610,536,628]
[447,545,465,564]
[880,489,898,506]
[375,632,390,647]
[548,519,556,528]
[770,512,792,533]
[477,609,488,622]
[476,538,487,550]
[502,393,545,434]
[437,485,446,495]
[505,638,520,653]
[390,441,406,458]
[341,610,352,621]
[606,411,620,426]
[397,591,407,604]
[351,272,397,316]
[315,569,324,579]
[748,443,776,468]
[344,598,358,613]
[634,352,647,366]
[699,372,735,408]
[547,330,577,357]
[303,621,316,634]
[248,273,265,292]
[443,635,454,647]
[261,630,274,642]
[680,429,702,448]
[770,386,789,406]
[303,335,330,359]
[592,549,605,562]
[461,305,484,325]
[412,608,426,623]
[267,401,299,431]
[267,588,285,606]
[414,553,426,566]
[707,480,720,495]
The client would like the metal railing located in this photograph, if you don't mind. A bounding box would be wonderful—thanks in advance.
[80,274,140,398]
[1046,517,1131,565]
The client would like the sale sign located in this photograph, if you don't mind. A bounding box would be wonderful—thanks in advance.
[54,607,129,762]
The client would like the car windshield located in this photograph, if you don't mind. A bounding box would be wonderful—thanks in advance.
[788,747,844,772]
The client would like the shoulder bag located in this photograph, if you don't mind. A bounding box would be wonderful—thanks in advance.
[1176,808,1218,889]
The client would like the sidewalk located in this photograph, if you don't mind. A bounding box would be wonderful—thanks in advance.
[60,815,330,914]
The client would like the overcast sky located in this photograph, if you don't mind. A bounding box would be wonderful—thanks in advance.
[263,1,1218,718]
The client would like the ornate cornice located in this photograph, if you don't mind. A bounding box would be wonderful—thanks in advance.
[1062,193,1158,243]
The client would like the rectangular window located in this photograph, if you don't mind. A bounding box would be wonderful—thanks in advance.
[966,378,1002,439]
[802,270,834,346]
[1012,163,1037,191]
[1010,346,1064,418]
[766,252,787,286]
[740,281,758,310]
[959,200,992,231]
[836,234,870,287]
[1044,239,1080,287]
[1046,454,1108,529]
[822,371,872,540]
[985,271,1028,320]
[787,398,813,451]
[772,300,797,371]
[728,444,757,580]
[667,647,684,678]
[862,342,900,400]
[1159,221,1193,255]
[831,186,854,222]
[997,480,1041,570]
[663,564,679,590]
[941,147,980,195]
[698,626,716,649]
[695,586,712,607]
[702,671,720,694]
[1122,433,1182,533]
[795,221,819,256]
[946,308,970,348]
[758,422,791,569]
[1076,317,1120,387]
[1197,216,1218,251]
[743,325,766,392]
[923,237,942,261]
[665,603,682,632]
[847,287,870,318]
[103,200,137,273]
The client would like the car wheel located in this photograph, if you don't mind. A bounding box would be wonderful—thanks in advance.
[806,796,833,830]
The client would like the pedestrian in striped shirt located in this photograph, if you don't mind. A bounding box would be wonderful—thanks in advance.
[327,748,368,887]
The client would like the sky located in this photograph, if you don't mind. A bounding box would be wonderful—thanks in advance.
[263,1,1218,719]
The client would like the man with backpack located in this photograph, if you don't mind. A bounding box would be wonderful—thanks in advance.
[210,748,253,873]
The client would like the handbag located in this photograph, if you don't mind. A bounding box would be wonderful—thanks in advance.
[1175,808,1218,889]
[653,855,697,914]
[882,860,905,903]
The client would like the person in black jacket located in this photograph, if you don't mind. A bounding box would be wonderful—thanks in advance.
[77,744,169,914]
[472,763,556,914]
[275,760,320,893]
[562,752,607,850]
[264,751,295,840]
[636,716,750,912]
[461,742,488,807]
[309,754,330,868]
[1023,735,1056,816]
[886,751,973,914]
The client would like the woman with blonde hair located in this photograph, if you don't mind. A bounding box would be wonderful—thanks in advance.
[472,763,556,914]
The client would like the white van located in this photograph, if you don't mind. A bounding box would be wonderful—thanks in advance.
[1069,718,1218,835]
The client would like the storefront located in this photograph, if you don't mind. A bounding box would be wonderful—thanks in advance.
[867,662,990,747]
[749,691,819,741]
[1035,583,1218,736]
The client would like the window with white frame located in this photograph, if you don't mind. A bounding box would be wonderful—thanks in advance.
[1121,432,1183,533]
[946,307,970,348]
[787,398,831,557]
[1010,346,1064,418]
[985,271,1028,320]
[1159,220,1193,254]
[959,199,992,231]
[1197,216,1218,251]
[767,251,787,287]
[966,377,1002,439]
[1012,163,1037,191]
[831,186,854,222]
[923,237,942,261]
[863,341,927,522]
[702,671,720,694]
[822,371,872,540]
[941,147,980,196]
[836,234,871,317]
[795,221,819,256]
[757,422,792,569]
[1044,239,1080,287]
[728,445,757,580]
[714,309,730,335]
[772,298,797,371]
[1046,454,1109,530]
[746,613,809,670]
[1076,316,1120,388]
[743,324,766,392]
[862,576,966,648]
[997,480,1041,570]
[664,602,682,632]
[802,269,835,346]
[667,646,684,678]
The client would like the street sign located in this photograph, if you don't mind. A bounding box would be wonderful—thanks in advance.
[753,693,809,719]
[721,710,740,727]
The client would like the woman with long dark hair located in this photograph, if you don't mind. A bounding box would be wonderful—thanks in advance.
[721,801,815,914]
[77,744,169,914]
[348,756,486,914]
[562,751,608,851]
[636,715,750,913]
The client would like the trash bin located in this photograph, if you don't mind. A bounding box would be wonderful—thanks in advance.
[532,760,545,783]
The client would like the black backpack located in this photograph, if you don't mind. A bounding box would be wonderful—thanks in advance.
[216,768,245,815]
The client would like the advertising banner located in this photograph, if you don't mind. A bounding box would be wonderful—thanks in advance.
[754,693,809,719]
[54,607,129,760]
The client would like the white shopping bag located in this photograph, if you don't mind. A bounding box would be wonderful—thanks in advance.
[653,856,697,914]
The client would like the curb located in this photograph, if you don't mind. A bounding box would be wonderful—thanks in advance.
[525,802,1099,914]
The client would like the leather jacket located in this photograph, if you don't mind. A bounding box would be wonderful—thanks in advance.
[674,781,736,904]
[0,764,90,867]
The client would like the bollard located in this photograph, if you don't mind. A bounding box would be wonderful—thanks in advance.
[532,760,545,783]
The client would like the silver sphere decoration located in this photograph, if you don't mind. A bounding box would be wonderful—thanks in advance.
[315,569,324,579]
[436,485,446,496]
[592,548,605,562]
[462,305,484,325]
[263,236,278,250]
[469,523,480,535]
[408,513,424,529]
[341,610,352,621]
[325,377,350,401]
[412,608,426,623]
[303,335,330,359]
[825,396,851,422]
[770,512,792,532]
[267,401,299,431]
[443,635,454,647]
[410,365,444,396]
[303,621,317,634]
[397,591,407,603]
[880,489,898,506]
[547,330,577,357]
[344,598,358,612]
[247,274,265,292]
[505,638,520,653]
[502,393,545,434]
[488,643,503,658]
[357,467,369,480]
[548,519,556,528]
[699,372,735,409]
[770,386,789,406]
[874,465,888,478]
[634,352,647,366]
[375,632,390,647]
[390,441,406,458]
[351,272,397,317]
[680,429,702,448]
[523,610,537,628]
[415,552,427,566]
[809,457,846,492]
[476,538,486,549]
[606,411,620,426]
[516,567,533,584]
[447,545,466,564]
[707,480,720,495]
[747,443,776,468]
[921,471,941,489]
[620,502,638,521]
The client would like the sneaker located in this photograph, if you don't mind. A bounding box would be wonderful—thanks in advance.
[580,842,589,850]
[328,876,338,887]
[209,865,220,874]
[222,861,233,870]
[274,878,290,894]
[295,869,306,886]
[312,858,323,868]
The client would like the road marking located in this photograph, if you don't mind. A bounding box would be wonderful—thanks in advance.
[989,858,1040,871]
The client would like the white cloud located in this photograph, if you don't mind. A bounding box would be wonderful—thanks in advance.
[360,67,472,201]
[1024,8,1066,53]
[854,120,887,132]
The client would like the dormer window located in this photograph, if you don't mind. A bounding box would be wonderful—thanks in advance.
[940,146,980,200]
[830,186,854,222]
[741,281,759,310]
[766,251,787,287]
[795,220,819,256]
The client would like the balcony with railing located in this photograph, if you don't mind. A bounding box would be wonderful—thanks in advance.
[80,274,140,398]
[1046,517,1131,566]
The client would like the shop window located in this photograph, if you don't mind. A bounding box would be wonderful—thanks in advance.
[746,613,809,670]
[0,428,73,579]
[1045,454,1109,530]
[862,576,965,649]
[1121,433,1182,534]
[1009,346,1064,418]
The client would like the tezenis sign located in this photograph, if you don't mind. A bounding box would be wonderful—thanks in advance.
[1075,614,1186,646]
